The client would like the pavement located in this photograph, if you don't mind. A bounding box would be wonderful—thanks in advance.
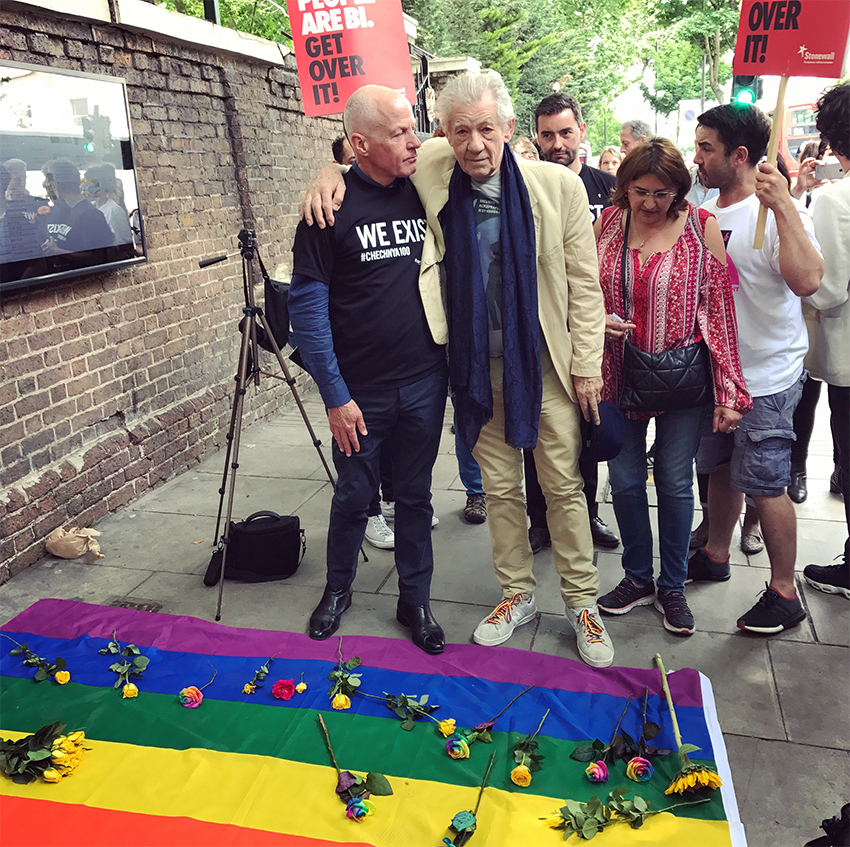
[1,388,847,847]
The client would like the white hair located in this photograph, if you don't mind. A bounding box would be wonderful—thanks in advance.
[435,70,515,129]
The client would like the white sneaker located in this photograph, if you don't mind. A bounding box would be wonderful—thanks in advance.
[381,501,438,528]
[364,514,394,549]
[473,593,538,646]
[566,604,614,668]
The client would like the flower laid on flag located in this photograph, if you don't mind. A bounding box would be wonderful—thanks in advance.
[0,722,87,785]
[444,684,534,758]
[1,634,69,684]
[442,751,495,846]
[295,672,307,694]
[585,761,608,783]
[332,693,351,710]
[654,654,722,796]
[242,657,274,695]
[98,630,149,695]
[328,638,362,706]
[626,757,654,782]
[439,719,457,737]
[510,709,549,787]
[446,735,470,760]
[317,714,393,820]
[272,679,296,701]
[179,663,217,708]
[541,787,710,840]
[359,689,445,731]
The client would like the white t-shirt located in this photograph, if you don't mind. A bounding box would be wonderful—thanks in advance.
[701,192,820,397]
[98,198,134,246]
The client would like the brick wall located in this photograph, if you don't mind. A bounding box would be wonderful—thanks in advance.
[0,5,342,582]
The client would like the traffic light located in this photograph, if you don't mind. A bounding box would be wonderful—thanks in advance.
[81,115,96,152]
[731,76,763,106]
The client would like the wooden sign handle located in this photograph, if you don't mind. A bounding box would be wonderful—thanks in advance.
[754,75,789,250]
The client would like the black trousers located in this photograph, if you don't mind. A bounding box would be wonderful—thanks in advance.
[827,383,849,558]
[524,448,597,529]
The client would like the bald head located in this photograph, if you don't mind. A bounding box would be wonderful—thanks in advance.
[342,85,421,185]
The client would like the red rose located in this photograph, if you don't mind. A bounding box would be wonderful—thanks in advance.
[272,679,296,701]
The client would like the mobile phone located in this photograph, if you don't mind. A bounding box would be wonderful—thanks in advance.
[815,161,844,180]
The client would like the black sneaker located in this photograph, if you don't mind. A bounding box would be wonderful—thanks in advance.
[737,585,806,634]
[830,465,843,496]
[463,493,487,524]
[598,577,655,614]
[528,525,551,555]
[686,548,731,583]
[654,589,695,635]
[803,557,850,600]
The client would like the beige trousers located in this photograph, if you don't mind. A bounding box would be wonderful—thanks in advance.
[471,354,598,607]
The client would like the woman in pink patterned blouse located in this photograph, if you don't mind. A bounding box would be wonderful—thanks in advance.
[592,137,752,637]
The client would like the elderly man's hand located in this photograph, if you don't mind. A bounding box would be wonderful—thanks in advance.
[328,400,367,456]
[573,375,603,425]
[301,164,348,228]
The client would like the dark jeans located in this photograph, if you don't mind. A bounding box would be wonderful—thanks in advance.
[827,383,849,558]
[367,448,394,516]
[524,448,598,529]
[327,366,448,605]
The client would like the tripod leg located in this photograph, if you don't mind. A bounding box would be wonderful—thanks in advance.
[213,369,246,544]
[215,317,255,621]
[257,311,369,564]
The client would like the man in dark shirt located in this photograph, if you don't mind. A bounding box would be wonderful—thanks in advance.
[289,85,448,654]
[529,92,620,551]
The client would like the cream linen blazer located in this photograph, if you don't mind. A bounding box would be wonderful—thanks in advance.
[411,137,605,405]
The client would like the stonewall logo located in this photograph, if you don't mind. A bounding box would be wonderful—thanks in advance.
[797,44,836,63]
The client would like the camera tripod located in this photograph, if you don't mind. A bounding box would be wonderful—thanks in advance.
[199,229,364,621]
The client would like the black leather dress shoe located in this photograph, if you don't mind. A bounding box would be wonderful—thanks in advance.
[396,600,445,654]
[309,585,352,641]
[788,471,808,503]
[591,516,620,549]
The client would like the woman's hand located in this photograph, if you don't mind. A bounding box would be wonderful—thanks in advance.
[713,406,742,434]
[604,315,637,341]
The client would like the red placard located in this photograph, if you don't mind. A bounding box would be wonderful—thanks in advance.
[285,0,416,117]
[733,0,850,77]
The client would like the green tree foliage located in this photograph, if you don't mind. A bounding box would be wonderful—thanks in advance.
[156,0,293,46]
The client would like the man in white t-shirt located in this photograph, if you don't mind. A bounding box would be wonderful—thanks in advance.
[688,104,823,634]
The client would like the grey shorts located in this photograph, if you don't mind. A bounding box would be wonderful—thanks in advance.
[696,374,805,497]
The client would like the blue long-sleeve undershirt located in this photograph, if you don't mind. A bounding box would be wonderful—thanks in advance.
[288,273,351,409]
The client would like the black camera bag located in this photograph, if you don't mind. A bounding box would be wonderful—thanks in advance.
[204,511,305,586]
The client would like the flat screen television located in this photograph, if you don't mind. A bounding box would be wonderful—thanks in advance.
[0,60,147,295]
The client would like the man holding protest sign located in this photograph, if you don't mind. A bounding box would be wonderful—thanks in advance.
[688,103,823,634]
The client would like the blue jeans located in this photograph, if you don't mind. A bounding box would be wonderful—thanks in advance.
[327,366,448,605]
[608,405,710,593]
[450,400,483,496]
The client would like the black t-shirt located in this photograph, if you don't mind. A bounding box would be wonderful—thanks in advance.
[578,165,615,222]
[292,167,445,392]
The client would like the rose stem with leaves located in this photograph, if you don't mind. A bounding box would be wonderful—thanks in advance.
[653,654,683,749]
[317,713,341,776]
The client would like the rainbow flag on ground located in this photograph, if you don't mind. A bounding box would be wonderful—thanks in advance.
[1,599,746,846]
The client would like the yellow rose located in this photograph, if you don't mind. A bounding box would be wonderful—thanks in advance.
[54,738,77,754]
[42,768,63,783]
[438,719,457,738]
[50,749,69,763]
[510,764,532,787]
[544,812,565,829]
[122,682,139,698]
[295,682,307,693]
[67,731,85,745]
[242,683,257,695]
[331,693,351,710]
[54,670,71,684]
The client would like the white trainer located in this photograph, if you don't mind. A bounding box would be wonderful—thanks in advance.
[566,604,614,668]
[381,501,438,528]
[364,514,394,549]
[473,593,538,646]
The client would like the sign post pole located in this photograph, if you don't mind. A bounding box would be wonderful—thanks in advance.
[754,75,788,249]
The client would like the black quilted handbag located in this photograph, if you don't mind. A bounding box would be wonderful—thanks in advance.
[618,210,713,413]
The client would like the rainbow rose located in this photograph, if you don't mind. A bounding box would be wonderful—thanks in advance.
[345,797,376,822]
[626,756,654,782]
[585,760,608,783]
[446,735,470,760]
[179,686,204,708]
[272,679,296,701]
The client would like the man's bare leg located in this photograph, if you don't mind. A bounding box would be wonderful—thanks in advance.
[753,492,798,597]
[705,464,744,562]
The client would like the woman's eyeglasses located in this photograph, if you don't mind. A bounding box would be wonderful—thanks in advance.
[628,187,677,201]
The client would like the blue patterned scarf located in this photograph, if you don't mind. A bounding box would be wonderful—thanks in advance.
[441,149,541,451]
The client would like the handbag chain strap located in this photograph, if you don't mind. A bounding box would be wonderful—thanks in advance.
[620,210,633,322]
